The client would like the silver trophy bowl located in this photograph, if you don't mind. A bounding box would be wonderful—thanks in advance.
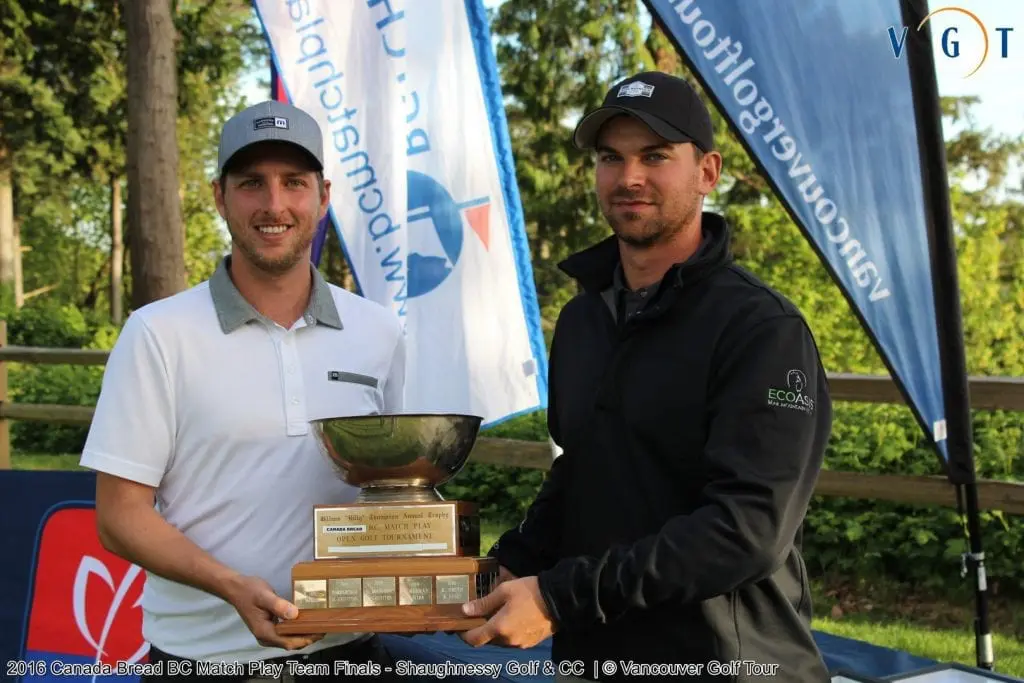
[311,413,484,504]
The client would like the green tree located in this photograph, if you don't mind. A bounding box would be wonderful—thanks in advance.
[0,0,265,316]
[0,0,265,457]
[490,0,652,332]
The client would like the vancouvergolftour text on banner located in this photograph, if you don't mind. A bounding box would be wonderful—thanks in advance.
[661,0,891,303]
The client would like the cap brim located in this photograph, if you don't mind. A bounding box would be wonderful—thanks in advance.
[219,140,324,175]
[572,106,696,150]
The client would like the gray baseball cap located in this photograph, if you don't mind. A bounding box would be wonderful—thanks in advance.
[217,100,324,175]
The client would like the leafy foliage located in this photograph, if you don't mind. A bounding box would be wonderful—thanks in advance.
[440,411,551,521]
[0,298,114,453]
[489,0,652,335]
[0,0,265,313]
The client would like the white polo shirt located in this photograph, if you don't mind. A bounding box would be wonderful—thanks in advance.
[80,257,406,662]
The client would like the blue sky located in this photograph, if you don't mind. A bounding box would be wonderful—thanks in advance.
[926,0,1023,140]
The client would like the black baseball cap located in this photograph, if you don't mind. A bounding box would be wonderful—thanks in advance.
[572,71,714,152]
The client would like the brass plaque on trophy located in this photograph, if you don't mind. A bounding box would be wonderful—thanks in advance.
[313,502,471,559]
[276,414,498,636]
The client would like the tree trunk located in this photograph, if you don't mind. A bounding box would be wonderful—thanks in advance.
[0,162,14,306]
[13,218,23,308]
[125,0,185,308]
[110,177,123,323]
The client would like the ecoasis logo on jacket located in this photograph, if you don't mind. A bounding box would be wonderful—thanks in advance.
[767,369,815,414]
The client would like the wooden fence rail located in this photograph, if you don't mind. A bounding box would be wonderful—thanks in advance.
[469,438,1024,516]
[1,320,1023,515]
[1,341,1022,410]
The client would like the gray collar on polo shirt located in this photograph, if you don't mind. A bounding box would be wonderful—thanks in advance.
[208,256,343,333]
[601,264,658,323]
[601,229,709,323]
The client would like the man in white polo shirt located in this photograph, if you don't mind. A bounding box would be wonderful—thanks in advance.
[80,100,406,681]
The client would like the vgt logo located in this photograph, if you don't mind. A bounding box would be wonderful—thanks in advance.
[888,6,1014,77]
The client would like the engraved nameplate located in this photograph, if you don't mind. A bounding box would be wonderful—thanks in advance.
[363,577,397,606]
[329,578,362,608]
[315,504,457,559]
[399,576,433,605]
[435,575,469,604]
[293,579,328,609]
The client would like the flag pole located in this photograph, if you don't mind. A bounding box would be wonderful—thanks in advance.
[900,0,991,669]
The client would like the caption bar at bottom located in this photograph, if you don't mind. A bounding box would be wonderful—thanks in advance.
[6,658,782,678]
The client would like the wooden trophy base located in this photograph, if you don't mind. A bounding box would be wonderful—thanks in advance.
[276,555,498,635]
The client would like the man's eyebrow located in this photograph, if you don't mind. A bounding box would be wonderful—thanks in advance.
[231,169,313,179]
[595,143,672,154]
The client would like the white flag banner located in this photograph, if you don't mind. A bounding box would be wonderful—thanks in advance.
[253,0,548,425]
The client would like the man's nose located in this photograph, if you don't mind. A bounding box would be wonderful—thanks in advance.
[620,158,646,187]
[262,180,287,213]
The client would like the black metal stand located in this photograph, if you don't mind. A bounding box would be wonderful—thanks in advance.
[898,0,995,670]
[962,480,993,670]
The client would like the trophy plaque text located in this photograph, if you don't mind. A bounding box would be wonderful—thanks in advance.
[276,414,498,635]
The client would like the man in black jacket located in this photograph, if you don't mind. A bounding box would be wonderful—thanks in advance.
[459,71,832,683]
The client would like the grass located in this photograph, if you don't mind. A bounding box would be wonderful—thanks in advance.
[811,579,1024,676]
[11,455,1024,678]
[11,453,85,470]
[815,617,1024,675]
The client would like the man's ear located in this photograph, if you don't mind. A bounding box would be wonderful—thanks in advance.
[699,151,723,195]
[212,178,227,220]
[319,177,332,220]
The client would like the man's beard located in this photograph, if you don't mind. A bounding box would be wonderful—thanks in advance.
[227,216,316,275]
[604,192,701,249]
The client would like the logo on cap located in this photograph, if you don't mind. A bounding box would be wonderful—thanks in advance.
[253,116,289,131]
[618,81,655,98]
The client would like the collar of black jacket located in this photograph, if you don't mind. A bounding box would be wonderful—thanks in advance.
[558,211,733,295]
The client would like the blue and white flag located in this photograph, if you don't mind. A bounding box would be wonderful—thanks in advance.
[644,0,976,483]
[254,0,548,425]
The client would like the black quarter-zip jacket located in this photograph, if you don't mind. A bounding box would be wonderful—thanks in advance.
[490,213,832,682]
